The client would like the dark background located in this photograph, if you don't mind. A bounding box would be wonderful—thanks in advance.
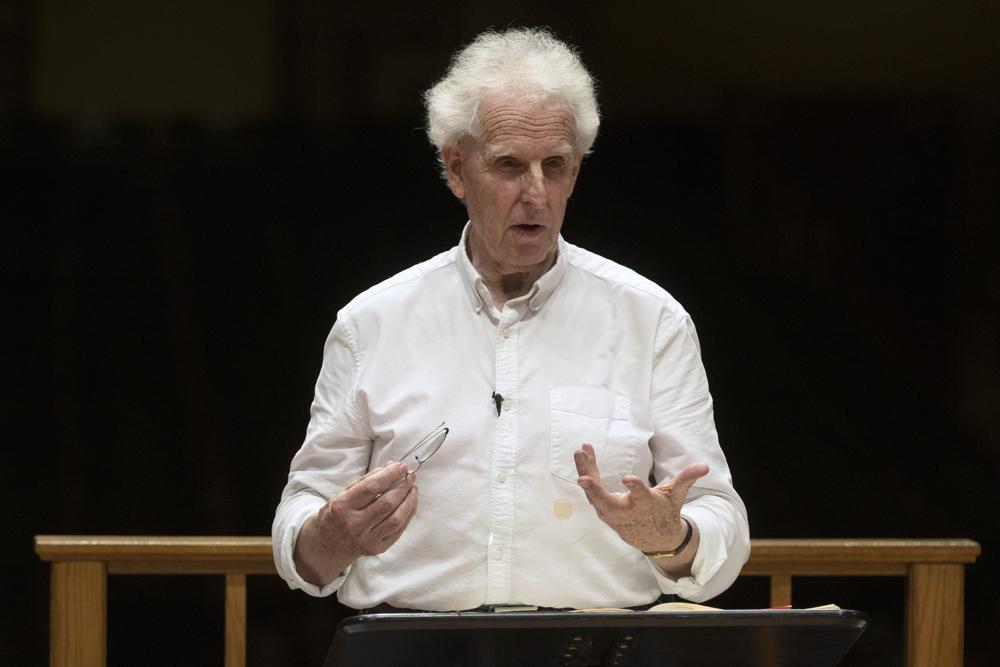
[4,1,998,664]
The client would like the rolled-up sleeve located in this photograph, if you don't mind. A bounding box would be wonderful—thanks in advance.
[271,314,374,597]
[645,313,751,602]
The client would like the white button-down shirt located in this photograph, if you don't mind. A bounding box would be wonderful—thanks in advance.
[273,226,750,610]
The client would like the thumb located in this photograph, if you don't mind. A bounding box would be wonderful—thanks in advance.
[663,462,709,499]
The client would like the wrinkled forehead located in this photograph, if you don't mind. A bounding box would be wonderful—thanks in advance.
[473,93,578,155]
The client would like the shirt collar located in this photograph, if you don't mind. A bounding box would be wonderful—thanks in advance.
[455,222,569,314]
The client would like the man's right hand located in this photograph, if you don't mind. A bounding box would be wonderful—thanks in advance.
[293,461,419,588]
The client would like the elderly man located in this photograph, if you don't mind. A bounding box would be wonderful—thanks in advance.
[273,28,749,612]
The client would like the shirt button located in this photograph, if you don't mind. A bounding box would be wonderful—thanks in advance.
[497,471,507,484]
[502,400,510,411]
[502,327,512,338]
[493,547,505,560]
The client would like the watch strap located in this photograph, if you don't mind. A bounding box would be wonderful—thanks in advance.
[643,516,693,559]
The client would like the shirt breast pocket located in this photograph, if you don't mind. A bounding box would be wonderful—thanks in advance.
[549,386,638,488]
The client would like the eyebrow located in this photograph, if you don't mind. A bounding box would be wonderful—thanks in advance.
[481,144,514,162]
[482,143,576,162]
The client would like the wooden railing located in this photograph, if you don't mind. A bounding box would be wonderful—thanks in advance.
[35,536,980,667]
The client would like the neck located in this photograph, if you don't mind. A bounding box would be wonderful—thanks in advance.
[466,238,556,310]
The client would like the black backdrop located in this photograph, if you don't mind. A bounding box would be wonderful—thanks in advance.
[3,2,999,665]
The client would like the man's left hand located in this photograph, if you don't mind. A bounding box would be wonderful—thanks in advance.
[574,443,707,555]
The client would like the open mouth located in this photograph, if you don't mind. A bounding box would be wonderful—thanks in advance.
[512,224,544,233]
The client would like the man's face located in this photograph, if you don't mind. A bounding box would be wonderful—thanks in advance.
[443,96,582,276]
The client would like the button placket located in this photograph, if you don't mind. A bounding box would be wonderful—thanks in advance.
[485,312,519,602]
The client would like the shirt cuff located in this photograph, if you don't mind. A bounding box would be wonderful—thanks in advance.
[273,494,347,598]
[644,506,728,602]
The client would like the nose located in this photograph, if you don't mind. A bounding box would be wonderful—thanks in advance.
[520,163,546,206]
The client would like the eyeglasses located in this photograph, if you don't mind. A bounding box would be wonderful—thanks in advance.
[382,422,449,492]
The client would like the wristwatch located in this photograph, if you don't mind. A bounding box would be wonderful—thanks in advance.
[643,517,693,559]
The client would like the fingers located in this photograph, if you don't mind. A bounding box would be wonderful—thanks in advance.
[574,443,599,478]
[574,444,604,494]
[369,485,420,548]
[622,475,658,504]
[318,467,420,559]
[342,465,382,491]
[575,444,646,497]
[340,462,410,510]
[357,473,416,531]
[575,444,622,510]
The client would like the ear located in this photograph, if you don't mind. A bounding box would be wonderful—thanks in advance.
[442,145,466,199]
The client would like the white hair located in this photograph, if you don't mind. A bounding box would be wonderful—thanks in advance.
[424,28,600,166]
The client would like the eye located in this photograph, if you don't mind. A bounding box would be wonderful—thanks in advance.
[496,157,519,170]
[544,157,567,171]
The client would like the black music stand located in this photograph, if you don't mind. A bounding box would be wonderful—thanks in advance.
[324,609,868,666]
